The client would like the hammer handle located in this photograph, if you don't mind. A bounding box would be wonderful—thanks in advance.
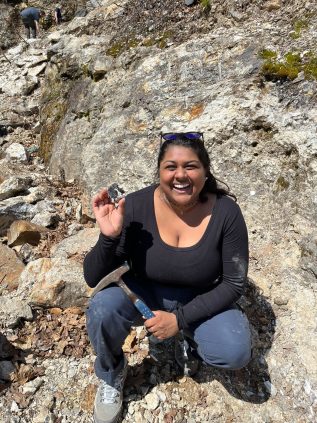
[117,279,155,319]
[134,299,155,319]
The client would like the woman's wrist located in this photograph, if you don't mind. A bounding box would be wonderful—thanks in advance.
[99,232,121,241]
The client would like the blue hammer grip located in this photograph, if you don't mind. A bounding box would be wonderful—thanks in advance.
[134,299,155,319]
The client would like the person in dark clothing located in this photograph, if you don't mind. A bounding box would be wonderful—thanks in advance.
[84,132,251,423]
[54,4,62,25]
[20,7,44,39]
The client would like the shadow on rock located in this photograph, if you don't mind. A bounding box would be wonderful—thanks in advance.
[194,277,276,404]
[0,332,23,392]
[124,276,276,406]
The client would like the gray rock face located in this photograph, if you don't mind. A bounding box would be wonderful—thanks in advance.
[36,1,317,421]
[0,0,317,422]
[0,4,19,50]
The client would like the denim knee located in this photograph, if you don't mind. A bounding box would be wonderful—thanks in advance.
[197,341,251,370]
[86,286,138,340]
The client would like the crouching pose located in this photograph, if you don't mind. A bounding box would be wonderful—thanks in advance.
[84,132,251,423]
[20,6,45,39]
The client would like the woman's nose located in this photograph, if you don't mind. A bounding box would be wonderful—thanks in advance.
[175,167,187,179]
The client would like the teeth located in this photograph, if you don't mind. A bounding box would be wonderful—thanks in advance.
[174,184,190,189]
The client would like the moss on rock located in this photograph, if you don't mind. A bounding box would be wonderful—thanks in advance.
[260,49,317,82]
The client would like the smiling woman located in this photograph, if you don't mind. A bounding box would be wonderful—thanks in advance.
[158,144,206,210]
[83,132,251,423]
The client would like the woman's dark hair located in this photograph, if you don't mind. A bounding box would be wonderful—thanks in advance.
[157,135,236,202]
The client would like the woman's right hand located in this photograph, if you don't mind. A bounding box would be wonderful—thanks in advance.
[92,188,125,237]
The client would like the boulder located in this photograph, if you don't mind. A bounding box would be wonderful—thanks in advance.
[0,243,25,291]
[18,257,93,309]
[51,227,99,259]
[7,220,47,247]
[0,196,36,236]
[0,175,33,201]
[0,297,33,328]
[5,143,28,163]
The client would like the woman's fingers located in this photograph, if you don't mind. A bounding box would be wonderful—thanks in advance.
[93,188,110,208]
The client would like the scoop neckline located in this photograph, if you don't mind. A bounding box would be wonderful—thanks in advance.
[151,185,218,252]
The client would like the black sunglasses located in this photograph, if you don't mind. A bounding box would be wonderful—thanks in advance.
[160,132,204,146]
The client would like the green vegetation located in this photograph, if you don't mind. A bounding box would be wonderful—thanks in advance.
[275,176,290,191]
[259,49,317,82]
[106,31,173,58]
[106,41,127,58]
[290,19,309,39]
[200,0,211,11]
[155,31,173,49]
[259,49,277,60]
[81,63,91,78]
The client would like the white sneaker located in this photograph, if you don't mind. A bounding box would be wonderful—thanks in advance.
[94,361,128,423]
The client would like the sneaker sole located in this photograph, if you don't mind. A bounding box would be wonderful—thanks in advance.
[94,408,121,423]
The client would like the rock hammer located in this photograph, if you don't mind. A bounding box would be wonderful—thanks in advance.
[90,262,155,320]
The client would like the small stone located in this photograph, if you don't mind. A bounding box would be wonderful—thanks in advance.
[264,0,281,11]
[144,392,160,410]
[11,401,19,412]
[21,377,43,394]
[274,297,289,306]
[134,411,144,423]
[304,380,311,395]
[264,380,277,397]
[128,402,135,415]
[156,390,167,402]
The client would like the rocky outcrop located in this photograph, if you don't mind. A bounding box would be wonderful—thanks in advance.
[0,0,316,422]
[38,1,317,421]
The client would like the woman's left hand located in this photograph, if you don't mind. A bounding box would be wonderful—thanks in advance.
[144,311,179,340]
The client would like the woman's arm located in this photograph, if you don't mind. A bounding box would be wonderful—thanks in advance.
[83,233,127,287]
[83,191,131,287]
[174,202,249,330]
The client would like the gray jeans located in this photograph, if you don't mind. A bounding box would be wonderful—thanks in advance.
[86,275,251,385]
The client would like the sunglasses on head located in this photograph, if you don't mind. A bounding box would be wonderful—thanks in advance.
[160,132,204,146]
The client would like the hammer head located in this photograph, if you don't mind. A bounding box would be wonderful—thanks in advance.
[91,262,129,298]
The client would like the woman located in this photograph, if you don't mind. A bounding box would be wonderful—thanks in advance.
[84,132,251,423]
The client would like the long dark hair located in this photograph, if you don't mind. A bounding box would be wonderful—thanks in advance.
[157,135,236,202]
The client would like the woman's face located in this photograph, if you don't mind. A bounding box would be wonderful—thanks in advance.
[159,145,207,206]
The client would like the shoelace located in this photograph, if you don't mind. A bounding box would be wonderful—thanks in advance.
[100,383,120,404]
[100,369,126,404]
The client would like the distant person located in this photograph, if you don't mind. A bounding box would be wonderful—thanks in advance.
[54,4,62,25]
[20,6,45,39]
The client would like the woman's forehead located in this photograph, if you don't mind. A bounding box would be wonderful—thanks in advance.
[162,145,200,161]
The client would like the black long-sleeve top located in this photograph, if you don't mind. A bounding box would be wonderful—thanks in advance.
[84,185,249,330]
